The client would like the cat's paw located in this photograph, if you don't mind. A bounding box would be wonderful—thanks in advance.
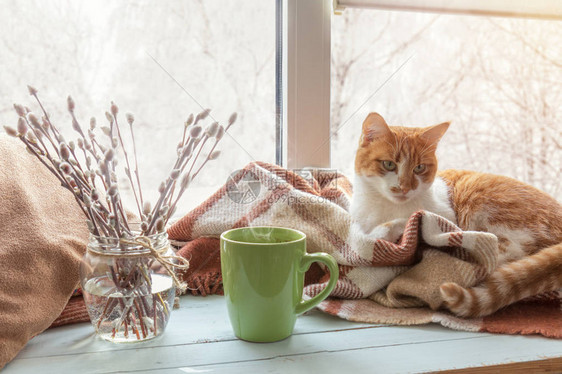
[369,218,407,242]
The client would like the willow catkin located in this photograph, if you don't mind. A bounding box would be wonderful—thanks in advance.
[60,143,70,160]
[209,150,221,160]
[180,174,191,190]
[27,113,40,128]
[126,113,134,125]
[143,201,152,216]
[105,111,113,124]
[17,118,28,135]
[215,125,225,141]
[27,85,38,95]
[170,170,180,181]
[3,126,17,137]
[185,113,194,127]
[205,122,219,138]
[59,162,72,175]
[228,112,238,126]
[189,125,203,138]
[14,103,26,117]
[67,96,75,112]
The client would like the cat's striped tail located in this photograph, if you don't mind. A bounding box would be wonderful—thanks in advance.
[440,243,562,317]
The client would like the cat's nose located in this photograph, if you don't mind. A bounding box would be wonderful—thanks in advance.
[390,186,410,195]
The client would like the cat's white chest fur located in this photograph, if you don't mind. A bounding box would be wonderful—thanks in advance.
[350,175,457,233]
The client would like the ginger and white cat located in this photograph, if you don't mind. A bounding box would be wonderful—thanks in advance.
[351,112,562,317]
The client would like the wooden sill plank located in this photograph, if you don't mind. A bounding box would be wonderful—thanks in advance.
[437,357,562,373]
[7,326,562,374]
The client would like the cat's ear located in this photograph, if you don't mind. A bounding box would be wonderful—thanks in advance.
[420,121,450,145]
[361,112,392,146]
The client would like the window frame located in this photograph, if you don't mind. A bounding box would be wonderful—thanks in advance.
[278,0,332,169]
[334,0,562,20]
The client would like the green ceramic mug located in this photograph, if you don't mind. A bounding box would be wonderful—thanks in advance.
[220,226,339,342]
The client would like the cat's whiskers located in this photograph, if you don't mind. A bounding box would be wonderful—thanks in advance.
[379,136,398,155]
[393,133,405,157]
[418,142,437,159]
[418,142,433,157]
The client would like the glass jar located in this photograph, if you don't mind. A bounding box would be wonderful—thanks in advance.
[80,232,177,343]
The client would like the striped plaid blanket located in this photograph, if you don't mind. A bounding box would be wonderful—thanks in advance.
[166,162,562,338]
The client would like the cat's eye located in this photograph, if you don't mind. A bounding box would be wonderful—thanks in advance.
[414,164,426,174]
[381,161,396,171]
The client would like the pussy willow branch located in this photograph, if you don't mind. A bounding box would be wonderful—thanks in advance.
[28,86,61,139]
[165,115,194,207]
[7,87,237,239]
[23,116,54,160]
[128,117,144,215]
[164,138,198,208]
[144,122,205,233]
[112,110,142,220]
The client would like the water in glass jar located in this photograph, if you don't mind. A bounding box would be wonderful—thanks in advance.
[83,273,175,342]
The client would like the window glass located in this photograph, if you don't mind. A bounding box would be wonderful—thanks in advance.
[0,0,275,211]
[331,9,561,200]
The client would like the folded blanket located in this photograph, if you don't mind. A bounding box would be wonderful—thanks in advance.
[167,162,562,338]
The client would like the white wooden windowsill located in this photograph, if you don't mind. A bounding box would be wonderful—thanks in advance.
[5,295,562,373]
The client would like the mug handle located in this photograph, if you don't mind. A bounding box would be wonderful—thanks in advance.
[295,252,339,315]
